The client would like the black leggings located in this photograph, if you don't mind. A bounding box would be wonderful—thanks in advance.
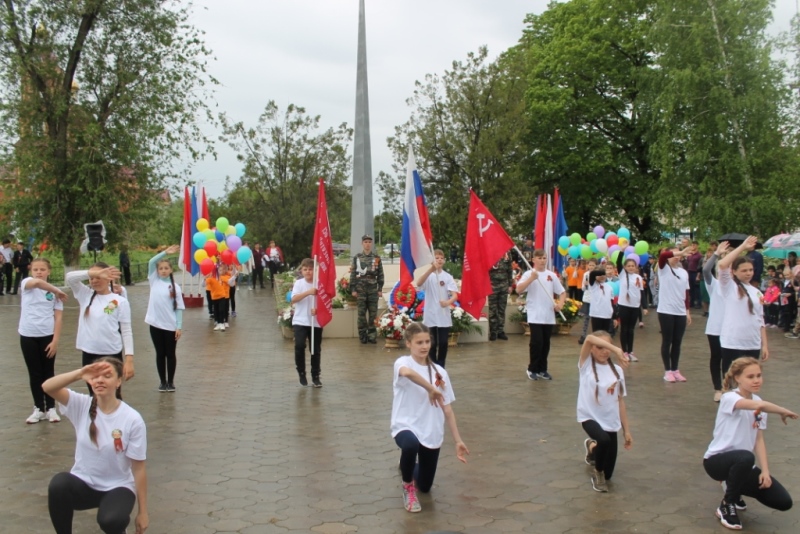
[49,472,136,534]
[293,325,322,377]
[528,323,553,374]
[20,335,56,411]
[149,325,177,385]
[707,334,723,391]
[206,290,213,315]
[704,451,792,510]
[428,326,450,368]
[394,430,441,493]
[213,297,229,324]
[591,317,612,335]
[618,305,639,354]
[582,420,618,480]
[229,285,237,312]
[658,313,687,371]
[721,347,761,375]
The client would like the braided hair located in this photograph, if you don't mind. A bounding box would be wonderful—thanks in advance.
[722,356,761,392]
[84,262,113,317]
[157,258,178,311]
[88,357,124,447]
[588,331,625,403]
[731,257,755,315]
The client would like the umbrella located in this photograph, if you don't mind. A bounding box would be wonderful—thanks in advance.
[718,233,762,249]
[762,247,800,260]
[763,233,791,249]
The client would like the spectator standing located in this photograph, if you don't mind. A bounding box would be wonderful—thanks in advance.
[12,241,33,295]
[1,239,13,295]
[119,247,132,286]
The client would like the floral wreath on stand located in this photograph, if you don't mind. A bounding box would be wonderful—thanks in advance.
[388,281,425,320]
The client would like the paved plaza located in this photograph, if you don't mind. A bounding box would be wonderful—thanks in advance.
[1,286,800,533]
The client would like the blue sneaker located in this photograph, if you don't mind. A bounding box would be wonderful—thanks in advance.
[538,372,553,380]
[526,370,539,381]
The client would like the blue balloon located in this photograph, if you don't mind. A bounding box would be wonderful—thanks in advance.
[568,245,581,259]
[192,231,207,248]
[235,222,246,238]
[416,290,425,302]
[639,253,649,266]
[558,236,570,250]
[286,291,292,303]
[618,227,631,240]
[609,280,620,297]
[215,230,225,242]
[590,240,599,253]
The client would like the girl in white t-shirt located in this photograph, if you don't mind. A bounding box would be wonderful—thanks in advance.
[587,269,615,333]
[703,357,796,530]
[144,246,184,393]
[19,258,68,424]
[66,263,135,384]
[291,258,323,387]
[617,257,647,362]
[578,332,632,493]
[391,322,468,513]
[656,247,693,382]
[578,259,597,344]
[413,250,458,368]
[717,236,768,375]
[703,241,731,402]
[44,357,148,534]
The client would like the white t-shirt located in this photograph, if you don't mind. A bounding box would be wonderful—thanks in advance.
[520,269,565,324]
[705,277,725,336]
[581,271,593,303]
[588,282,614,319]
[60,390,147,493]
[145,271,185,331]
[577,356,626,432]
[292,278,320,328]
[0,245,12,263]
[657,262,689,316]
[704,390,766,459]
[420,271,458,328]
[268,247,281,262]
[718,267,764,350]
[67,271,132,355]
[18,277,64,337]
[390,355,454,449]
[618,272,643,309]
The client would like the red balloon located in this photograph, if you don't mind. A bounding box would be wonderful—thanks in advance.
[221,249,234,265]
[200,258,215,276]
[203,240,218,257]
[607,235,619,247]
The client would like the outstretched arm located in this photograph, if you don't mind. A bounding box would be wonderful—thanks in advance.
[443,404,469,463]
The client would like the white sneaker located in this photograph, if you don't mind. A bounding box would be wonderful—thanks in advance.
[26,407,45,424]
[224,322,230,328]
[220,325,226,332]
[46,408,61,423]
[214,324,222,331]
[627,353,638,362]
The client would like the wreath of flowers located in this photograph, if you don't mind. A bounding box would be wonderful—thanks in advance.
[336,277,352,300]
[388,281,425,319]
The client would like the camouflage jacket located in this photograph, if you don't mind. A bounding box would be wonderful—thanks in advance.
[490,256,513,292]
[350,252,384,291]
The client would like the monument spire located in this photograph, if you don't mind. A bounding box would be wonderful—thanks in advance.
[350,0,374,253]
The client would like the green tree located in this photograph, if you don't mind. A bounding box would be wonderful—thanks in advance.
[219,102,353,266]
[0,0,215,264]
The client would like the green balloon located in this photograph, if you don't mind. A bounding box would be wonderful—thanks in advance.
[570,232,582,246]
[634,241,649,255]
[216,217,230,232]
[203,229,215,240]
[586,232,597,242]
[580,244,592,259]
[611,250,621,264]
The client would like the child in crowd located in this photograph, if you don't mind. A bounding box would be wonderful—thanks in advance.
[763,279,780,328]
[778,275,796,333]
[229,264,239,317]
[605,262,619,338]
[19,258,68,423]
[616,256,646,362]
[414,249,459,368]
[206,263,232,332]
[588,269,615,336]
[578,332,631,493]
[391,322,468,512]
[657,247,692,383]
[578,259,598,344]
[565,258,581,301]
[144,246,184,392]
[703,357,796,530]
[291,258,323,387]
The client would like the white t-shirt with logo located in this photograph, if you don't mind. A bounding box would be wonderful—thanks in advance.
[60,390,147,493]
[520,269,565,324]
[588,282,614,319]
[145,271,185,331]
[67,271,131,355]
[577,356,626,432]
[618,272,643,309]
[718,267,764,350]
[704,390,766,459]
[292,278,320,328]
[391,355,454,449]
[18,277,64,337]
[421,271,458,328]
[657,263,689,316]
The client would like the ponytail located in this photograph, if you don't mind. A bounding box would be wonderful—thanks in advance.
[169,272,178,311]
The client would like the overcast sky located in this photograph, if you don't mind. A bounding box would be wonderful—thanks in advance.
[187,0,798,202]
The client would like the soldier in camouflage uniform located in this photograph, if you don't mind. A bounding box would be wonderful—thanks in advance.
[488,251,513,341]
[350,235,384,344]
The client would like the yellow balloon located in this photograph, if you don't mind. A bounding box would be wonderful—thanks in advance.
[194,249,208,264]
[557,246,568,256]
[225,226,236,236]
[218,241,228,252]
[196,218,209,232]
[618,237,628,248]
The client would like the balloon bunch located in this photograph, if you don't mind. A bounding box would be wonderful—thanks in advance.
[191,217,252,275]
[557,226,650,267]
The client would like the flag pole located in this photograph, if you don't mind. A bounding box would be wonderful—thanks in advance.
[514,246,566,321]
[311,255,318,355]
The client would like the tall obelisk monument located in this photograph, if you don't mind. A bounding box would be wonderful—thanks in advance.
[350,0,374,253]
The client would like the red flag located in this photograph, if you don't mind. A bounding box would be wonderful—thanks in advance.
[461,190,516,319]
[311,178,336,327]
[180,187,192,270]
[534,194,546,249]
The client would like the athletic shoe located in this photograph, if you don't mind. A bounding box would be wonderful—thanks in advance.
[46,408,61,423]
[627,353,639,362]
[166,383,176,392]
[249,287,253,291]
[663,371,676,383]
[312,377,323,388]
[489,332,497,341]
[402,482,421,512]
[299,373,308,387]
[584,438,596,466]
[734,497,747,511]
[538,371,553,380]
[209,314,214,320]
[224,322,230,328]
[497,333,508,340]
[785,333,799,339]
[158,383,168,392]
[714,390,722,402]
[526,370,539,381]
[220,325,226,332]
[26,407,46,424]
[231,311,237,317]
[214,323,222,331]
[716,500,742,530]
[769,324,778,329]
[638,321,644,328]
[591,469,608,492]
[673,370,687,382]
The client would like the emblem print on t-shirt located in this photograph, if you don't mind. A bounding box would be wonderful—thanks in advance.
[104,300,119,314]
[45,292,54,301]
[112,429,124,452]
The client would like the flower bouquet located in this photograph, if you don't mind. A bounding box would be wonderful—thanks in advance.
[336,276,352,300]
[450,306,482,335]
[376,308,413,346]
[277,307,294,339]
[556,298,582,324]
[509,304,527,324]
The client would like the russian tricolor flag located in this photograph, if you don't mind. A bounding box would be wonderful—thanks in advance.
[400,147,434,288]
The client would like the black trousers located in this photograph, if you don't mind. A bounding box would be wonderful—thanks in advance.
[721,347,761,375]
[13,265,28,292]
[213,297,229,324]
[704,451,792,510]
[618,305,639,354]
[229,285,237,312]
[591,317,612,335]
[49,472,136,534]
[658,313,687,371]
[428,326,450,368]
[707,334,723,391]
[293,325,322,377]
[528,323,553,374]
[582,420,618,480]
[20,335,56,411]
[395,430,441,493]
[2,263,11,293]
[251,268,264,288]
[149,325,177,385]
[121,265,131,286]
[206,290,213,315]
[268,262,279,287]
